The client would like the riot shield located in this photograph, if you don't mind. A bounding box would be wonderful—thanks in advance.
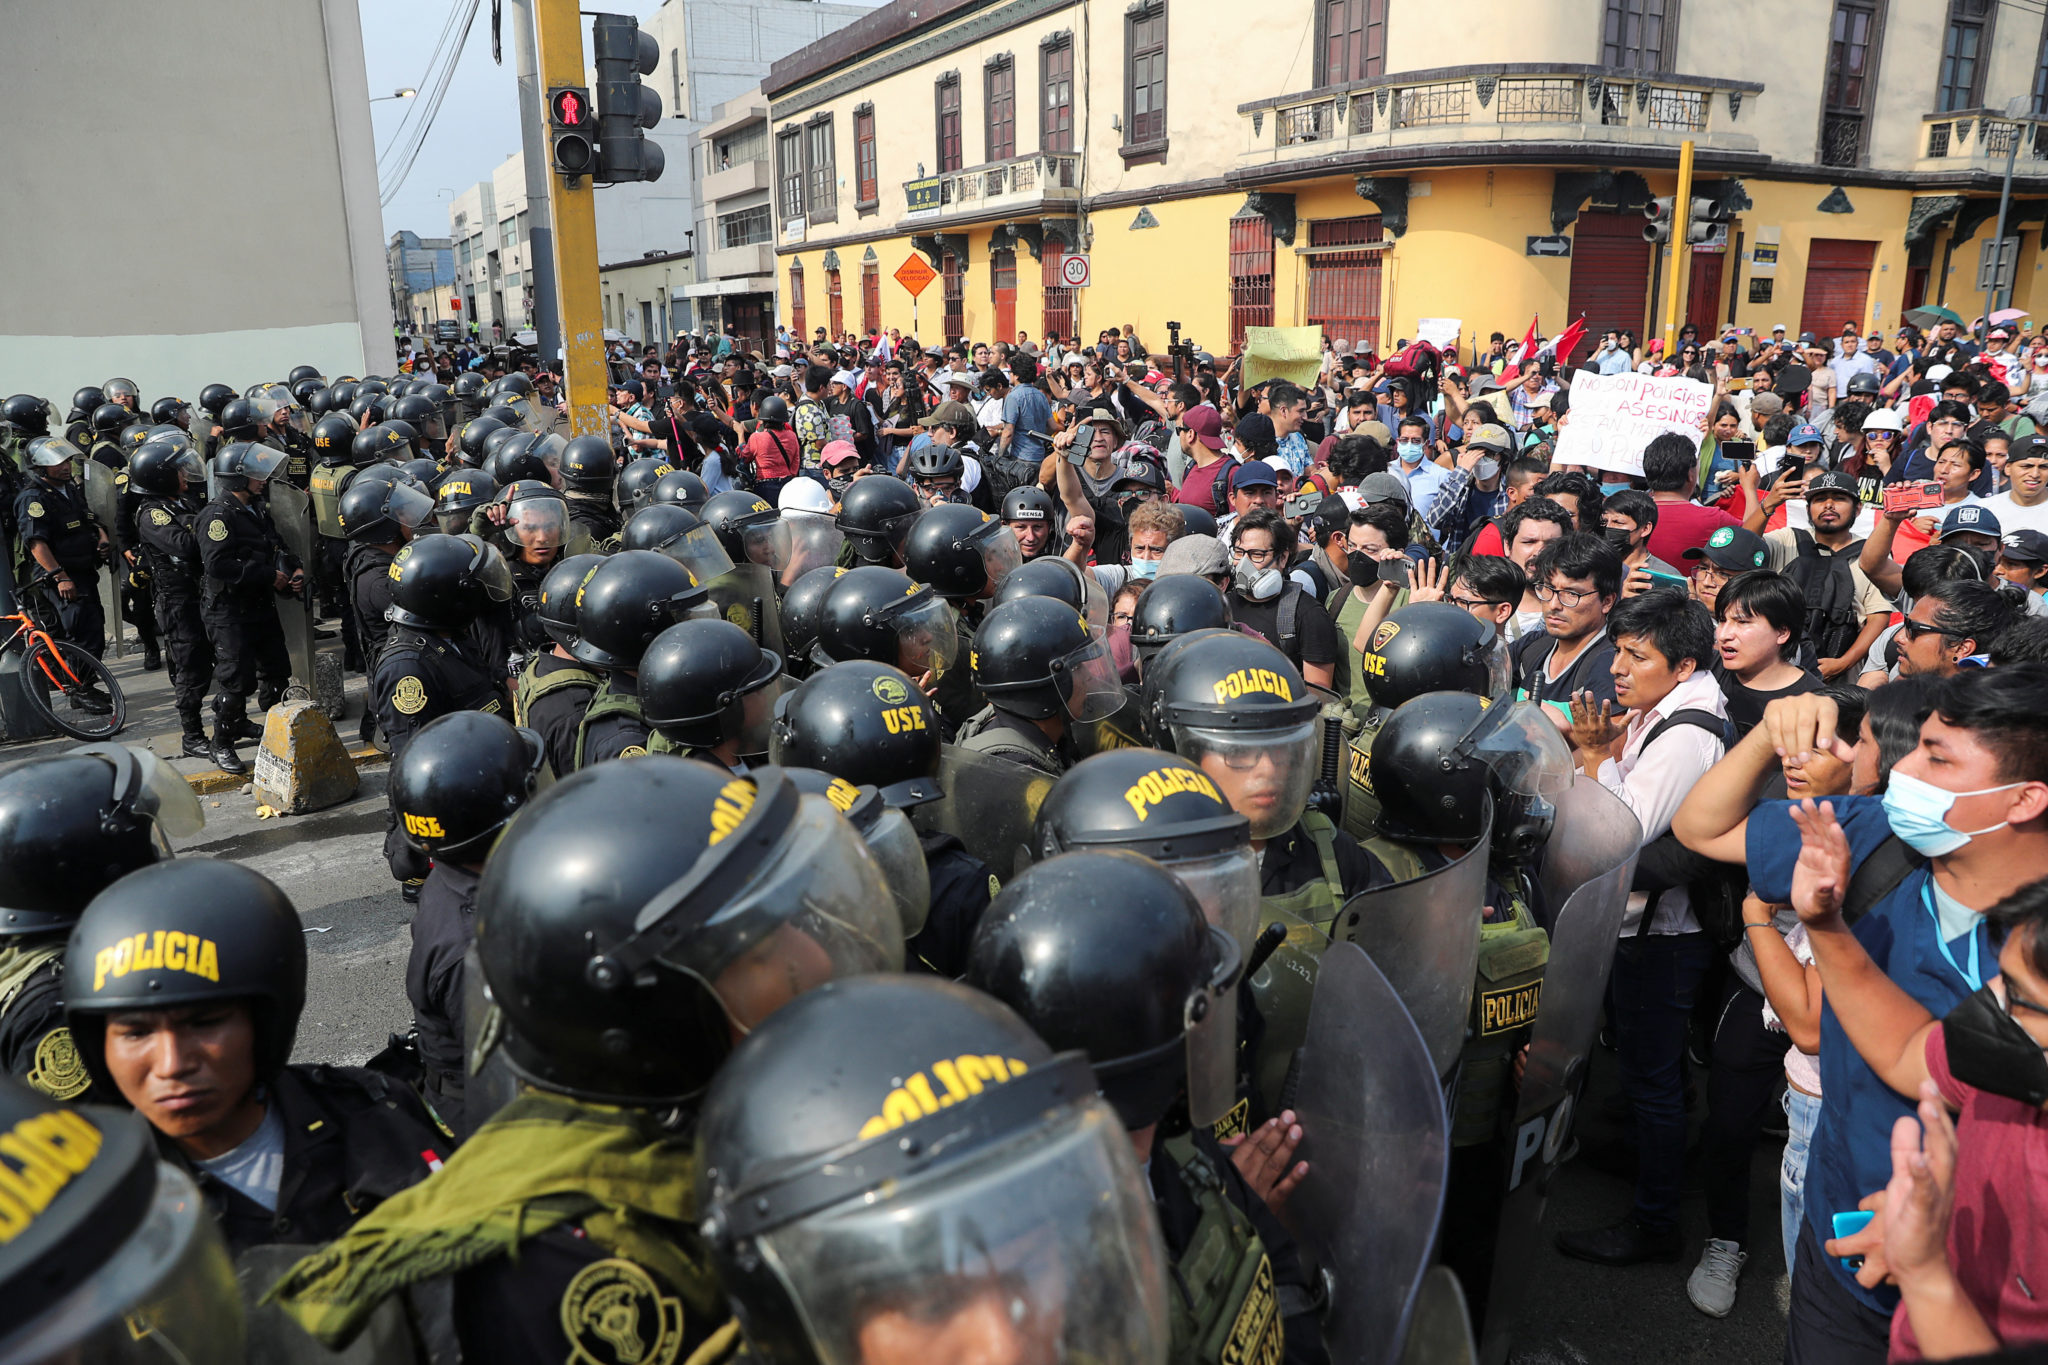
[461,942,520,1141]
[1331,799,1491,1079]
[238,1244,418,1363]
[1401,1266,1479,1365]
[82,461,127,653]
[267,480,321,694]
[909,743,1058,883]
[705,561,786,657]
[1478,778,1641,1365]
[1069,684,1151,758]
[1283,942,1450,1365]
[1245,909,1328,1118]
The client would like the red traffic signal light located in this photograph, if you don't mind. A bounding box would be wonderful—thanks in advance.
[550,87,588,127]
[548,85,597,178]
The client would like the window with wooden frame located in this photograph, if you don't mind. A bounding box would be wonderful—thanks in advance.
[854,108,878,207]
[1602,0,1675,72]
[788,261,806,339]
[1938,0,1993,112]
[827,269,844,337]
[861,261,881,335]
[1820,0,1881,168]
[1228,211,1276,351]
[1041,37,1074,152]
[936,74,963,172]
[776,129,804,222]
[1316,0,1386,88]
[805,117,836,224]
[1303,217,1384,353]
[1125,5,1167,154]
[941,252,964,342]
[986,58,1016,162]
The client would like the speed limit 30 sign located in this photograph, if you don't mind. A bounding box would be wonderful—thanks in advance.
[1057,254,1091,288]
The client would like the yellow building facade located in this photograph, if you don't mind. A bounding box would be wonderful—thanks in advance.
[762,0,2048,362]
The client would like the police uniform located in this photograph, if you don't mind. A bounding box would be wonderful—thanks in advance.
[15,475,105,657]
[572,674,652,768]
[954,704,1068,775]
[112,467,162,668]
[345,539,399,666]
[565,494,621,544]
[372,625,507,885]
[906,831,997,977]
[197,491,296,731]
[134,491,217,742]
[0,941,106,1105]
[514,651,600,781]
[406,860,477,1131]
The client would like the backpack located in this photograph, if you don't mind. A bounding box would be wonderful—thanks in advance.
[1381,340,1442,389]
[1630,708,1742,947]
[1780,530,1865,663]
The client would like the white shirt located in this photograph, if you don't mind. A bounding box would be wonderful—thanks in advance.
[1829,351,1879,392]
[1980,491,2048,537]
[1593,670,1729,936]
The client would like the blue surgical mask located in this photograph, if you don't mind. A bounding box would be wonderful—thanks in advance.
[1397,441,1426,465]
[1601,481,1633,499]
[1880,769,2025,857]
[1130,558,1160,580]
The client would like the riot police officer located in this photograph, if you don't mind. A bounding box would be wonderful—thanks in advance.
[151,395,194,430]
[433,466,498,535]
[557,434,620,542]
[567,550,714,768]
[834,473,921,567]
[373,533,513,895]
[268,759,903,1362]
[903,501,1024,616]
[307,412,370,643]
[0,745,202,1106]
[621,501,738,583]
[964,850,1326,1365]
[474,480,578,664]
[956,594,1123,774]
[197,444,299,774]
[338,473,433,744]
[65,385,106,429]
[648,467,709,516]
[196,382,236,455]
[616,454,673,516]
[511,552,604,780]
[101,377,141,419]
[1129,572,1235,676]
[131,439,217,754]
[63,860,451,1260]
[693,974,1173,1365]
[809,565,962,700]
[778,562,848,681]
[86,401,131,468]
[17,435,111,659]
[770,658,1000,975]
[390,710,541,1133]
[638,618,784,770]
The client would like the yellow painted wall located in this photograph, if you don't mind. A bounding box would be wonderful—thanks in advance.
[1079,192,1239,353]
[1717,180,1918,340]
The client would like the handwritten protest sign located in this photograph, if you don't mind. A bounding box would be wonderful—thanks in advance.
[1416,318,1461,351]
[1242,326,1325,389]
[1552,370,1710,476]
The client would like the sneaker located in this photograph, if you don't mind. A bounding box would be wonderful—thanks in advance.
[1687,1238,1746,1317]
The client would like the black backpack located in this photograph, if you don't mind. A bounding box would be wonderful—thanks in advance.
[1781,530,1865,663]
[1630,708,1743,947]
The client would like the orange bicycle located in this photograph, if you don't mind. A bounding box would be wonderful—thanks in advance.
[4,572,125,740]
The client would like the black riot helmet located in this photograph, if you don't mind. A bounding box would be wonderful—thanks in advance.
[568,549,713,671]
[1001,482,1057,526]
[391,393,446,444]
[1140,628,1318,735]
[337,473,433,543]
[432,468,498,533]
[451,370,488,415]
[129,439,205,497]
[621,503,736,584]
[964,849,1240,1130]
[778,564,849,679]
[769,659,943,807]
[616,455,673,511]
[197,382,237,420]
[1369,691,1570,859]
[63,861,307,1089]
[972,595,1124,723]
[217,397,262,441]
[1129,574,1234,667]
[482,431,551,486]
[811,566,961,678]
[1357,601,1509,713]
[481,402,524,430]
[356,377,391,397]
[558,434,618,493]
[536,552,605,648]
[398,457,443,493]
[454,415,507,465]
[779,767,932,939]
[89,402,130,437]
[476,760,900,1103]
[834,475,922,565]
[286,364,324,387]
[346,393,390,426]
[478,423,523,462]
[903,503,1024,602]
[693,976,1169,1365]
[649,467,709,514]
[486,372,535,401]
[386,533,514,631]
[69,386,106,420]
[754,393,790,427]
[1,394,53,436]
[290,377,325,408]
[0,746,203,939]
[350,421,411,467]
[390,711,543,863]
[639,619,786,753]
[990,553,1109,629]
[702,488,783,564]
[310,412,359,465]
[102,378,139,408]
[149,395,192,427]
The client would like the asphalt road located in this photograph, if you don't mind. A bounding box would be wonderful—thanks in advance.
[18,643,1799,1363]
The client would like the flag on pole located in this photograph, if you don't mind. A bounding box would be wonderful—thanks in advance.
[1517,316,1539,368]
[1552,316,1589,366]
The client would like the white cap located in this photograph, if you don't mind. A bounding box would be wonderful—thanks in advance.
[1771,323,1788,332]
[1927,364,1954,384]
[831,369,860,388]
[777,477,834,517]
[1862,405,1905,432]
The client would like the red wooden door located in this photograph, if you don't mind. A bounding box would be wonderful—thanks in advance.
[1567,211,1653,341]
[1800,239,1877,341]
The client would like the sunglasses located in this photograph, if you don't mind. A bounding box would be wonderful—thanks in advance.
[1900,616,1967,641]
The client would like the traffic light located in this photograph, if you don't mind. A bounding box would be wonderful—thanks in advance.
[592,13,664,184]
[1643,196,1730,244]
[548,85,596,179]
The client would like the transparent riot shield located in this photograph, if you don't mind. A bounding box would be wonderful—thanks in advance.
[267,480,321,694]
[1282,941,1450,1365]
[1401,1266,1479,1365]
[908,744,1060,883]
[1478,778,1641,1365]
[461,942,520,1141]
[705,562,786,657]
[1331,799,1491,1079]
[237,1245,418,1364]
[82,461,128,654]
[1070,684,1151,758]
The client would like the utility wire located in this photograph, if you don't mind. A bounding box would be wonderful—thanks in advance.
[379,0,483,206]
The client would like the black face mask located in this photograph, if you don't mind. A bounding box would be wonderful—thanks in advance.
[1346,555,1380,589]
[1944,984,2048,1107]
[1601,525,1635,552]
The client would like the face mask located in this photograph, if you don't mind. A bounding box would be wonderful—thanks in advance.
[1600,525,1635,552]
[1474,456,1500,483]
[1130,557,1160,580]
[1232,556,1284,601]
[1880,769,2025,857]
[1346,555,1380,588]
[1943,984,2048,1106]
[1601,481,1633,499]
[1397,441,1426,465]
[828,476,852,497]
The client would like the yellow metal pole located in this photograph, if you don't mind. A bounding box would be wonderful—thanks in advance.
[534,0,607,438]
[1661,139,1696,357]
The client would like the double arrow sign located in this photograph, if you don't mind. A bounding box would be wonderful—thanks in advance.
[1526,235,1573,258]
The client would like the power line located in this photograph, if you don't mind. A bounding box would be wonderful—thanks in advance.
[379,0,483,206]
[376,0,468,177]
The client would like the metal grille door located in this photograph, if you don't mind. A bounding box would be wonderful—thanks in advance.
[1304,216,1383,352]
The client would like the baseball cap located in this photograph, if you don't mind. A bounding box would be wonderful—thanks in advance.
[1941,504,2002,538]
[1788,423,1825,448]
[1228,459,1279,491]
[1358,472,1410,507]
[1682,525,1770,572]
[2001,529,2048,564]
[831,369,860,388]
[1804,470,1859,500]
[1115,457,1168,494]
[1928,364,1955,384]
[1181,405,1225,451]
[1466,423,1514,454]
[1159,533,1229,578]
[920,400,978,428]
[2008,433,2048,464]
[1991,328,2013,340]
[819,440,862,469]
[1771,323,1788,333]
[1353,419,1393,445]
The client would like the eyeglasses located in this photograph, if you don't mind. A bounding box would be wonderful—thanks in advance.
[1112,611,1137,626]
[1866,430,1898,440]
[1449,593,1497,611]
[1235,545,1278,563]
[1900,616,1967,641]
[1531,581,1601,606]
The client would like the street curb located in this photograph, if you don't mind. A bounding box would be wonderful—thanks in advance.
[184,744,389,796]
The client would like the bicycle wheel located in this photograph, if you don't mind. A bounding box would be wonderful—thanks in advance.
[20,638,127,740]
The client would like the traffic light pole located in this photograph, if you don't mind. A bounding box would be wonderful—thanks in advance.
[1659,139,1695,357]
[534,0,609,437]
[509,0,562,370]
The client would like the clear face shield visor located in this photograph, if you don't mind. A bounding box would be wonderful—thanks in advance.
[1182,924,1244,1130]
[861,803,932,939]
[459,535,517,604]
[76,742,207,857]
[975,522,1025,593]
[1464,699,1572,859]
[1051,631,1126,723]
[380,480,437,535]
[879,593,961,681]
[781,515,847,588]
[1169,721,1318,841]
[1160,846,1261,959]
[504,495,571,559]
[658,523,736,584]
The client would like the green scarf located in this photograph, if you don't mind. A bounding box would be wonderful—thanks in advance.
[266,1090,720,1347]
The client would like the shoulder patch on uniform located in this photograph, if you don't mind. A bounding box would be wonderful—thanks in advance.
[391,676,429,715]
[25,501,43,520]
[618,744,648,758]
[28,1026,91,1100]
[559,1257,685,1365]
[149,507,173,527]
[206,518,228,542]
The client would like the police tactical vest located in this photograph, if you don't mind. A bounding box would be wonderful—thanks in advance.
[572,679,647,770]
[309,461,355,540]
[1158,1134,1286,1365]
[1452,892,1549,1148]
[512,655,599,729]
[1342,714,1388,842]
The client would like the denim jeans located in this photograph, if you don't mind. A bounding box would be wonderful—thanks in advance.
[1781,1084,1823,1278]
[1609,929,1716,1233]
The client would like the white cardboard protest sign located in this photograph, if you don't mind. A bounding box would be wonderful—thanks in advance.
[1552,370,1711,476]
[1416,317,1461,350]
